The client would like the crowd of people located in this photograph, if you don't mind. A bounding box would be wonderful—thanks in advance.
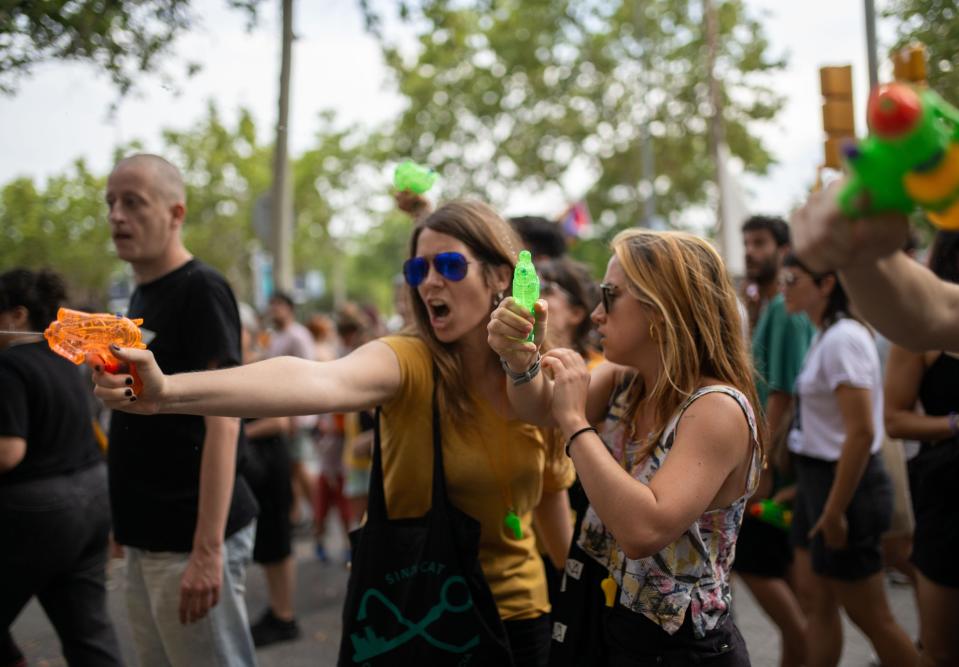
[0,152,956,667]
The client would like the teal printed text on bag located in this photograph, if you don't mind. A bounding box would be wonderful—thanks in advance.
[350,575,479,662]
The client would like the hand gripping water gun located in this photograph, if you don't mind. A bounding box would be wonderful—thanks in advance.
[512,250,539,343]
[838,82,959,230]
[393,160,437,194]
[748,499,793,532]
[44,307,146,394]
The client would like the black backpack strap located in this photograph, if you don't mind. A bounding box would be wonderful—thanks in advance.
[365,362,447,524]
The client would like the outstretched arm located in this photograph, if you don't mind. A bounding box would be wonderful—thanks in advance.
[790,179,959,351]
[842,253,959,352]
[93,339,402,417]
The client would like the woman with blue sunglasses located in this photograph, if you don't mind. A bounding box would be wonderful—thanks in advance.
[93,200,575,667]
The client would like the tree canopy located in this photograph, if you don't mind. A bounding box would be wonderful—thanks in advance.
[364,0,785,232]
[0,0,261,96]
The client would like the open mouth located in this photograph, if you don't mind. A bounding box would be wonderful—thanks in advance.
[113,232,133,242]
[427,300,450,321]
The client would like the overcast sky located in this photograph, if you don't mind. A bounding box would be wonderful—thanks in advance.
[0,0,897,219]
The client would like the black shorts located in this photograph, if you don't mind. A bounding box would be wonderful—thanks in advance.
[732,514,792,579]
[909,440,959,588]
[791,454,892,581]
[244,436,293,565]
[602,605,750,667]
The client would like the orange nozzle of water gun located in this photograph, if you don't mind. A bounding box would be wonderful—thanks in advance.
[43,307,147,394]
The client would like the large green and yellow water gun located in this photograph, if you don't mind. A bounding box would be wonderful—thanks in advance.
[838,83,959,230]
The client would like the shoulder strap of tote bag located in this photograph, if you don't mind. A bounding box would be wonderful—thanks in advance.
[366,364,446,523]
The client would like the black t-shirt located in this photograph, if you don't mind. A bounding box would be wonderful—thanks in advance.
[0,342,103,487]
[109,259,258,552]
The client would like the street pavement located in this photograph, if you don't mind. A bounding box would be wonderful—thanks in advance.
[12,527,918,666]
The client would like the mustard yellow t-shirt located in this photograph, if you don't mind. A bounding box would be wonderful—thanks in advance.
[379,336,575,621]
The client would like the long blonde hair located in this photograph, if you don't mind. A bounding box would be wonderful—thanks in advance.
[406,200,522,424]
[612,229,764,461]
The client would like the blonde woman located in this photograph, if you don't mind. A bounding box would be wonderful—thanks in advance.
[94,201,573,666]
[490,230,762,664]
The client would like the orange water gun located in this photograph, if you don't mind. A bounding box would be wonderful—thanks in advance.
[43,307,146,394]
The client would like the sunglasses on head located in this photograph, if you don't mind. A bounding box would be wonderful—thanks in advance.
[403,252,472,287]
[599,282,619,313]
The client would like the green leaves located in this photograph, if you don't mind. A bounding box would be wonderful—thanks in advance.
[884,0,959,107]
[366,0,786,238]
[0,0,263,97]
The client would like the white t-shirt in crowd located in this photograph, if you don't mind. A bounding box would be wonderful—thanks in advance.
[788,318,884,461]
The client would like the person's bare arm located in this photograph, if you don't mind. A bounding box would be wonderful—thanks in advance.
[842,253,959,352]
[0,436,25,473]
[764,391,793,439]
[809,385,874,550]
[790,179,959,350]
[243,417,291,440]
[179,415,239,625]
[545,348,749,559]
[489,298,619,427]
[884,346,954,441]
[93,340,402,418]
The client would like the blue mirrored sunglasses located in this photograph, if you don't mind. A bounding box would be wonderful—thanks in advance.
[403,252,471,287]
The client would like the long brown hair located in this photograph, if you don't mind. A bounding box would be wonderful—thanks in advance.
[612,229,764,461]
[406,200,522,424]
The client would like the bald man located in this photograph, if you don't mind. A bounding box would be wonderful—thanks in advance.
[105,155,260,665]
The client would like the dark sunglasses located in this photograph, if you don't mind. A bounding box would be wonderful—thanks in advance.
[599,282,619,313]
[403,252,472,287]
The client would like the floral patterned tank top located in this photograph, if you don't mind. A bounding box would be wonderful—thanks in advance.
[576,384,761,638]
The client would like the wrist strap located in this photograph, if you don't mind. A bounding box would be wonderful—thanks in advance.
[500,353,541,386]
[565,426,598,457]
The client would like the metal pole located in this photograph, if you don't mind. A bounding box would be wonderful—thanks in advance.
[704,0,725,254]
[864,0,879,89]
[271,0,295,292]
[635,1,656,227]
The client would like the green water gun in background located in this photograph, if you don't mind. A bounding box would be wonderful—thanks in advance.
[393,160,438,194]
[512,250,539,343]
[748,499,793,532]
[838,82,959,230]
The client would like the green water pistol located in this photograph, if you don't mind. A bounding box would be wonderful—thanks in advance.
[838,83,959,230]
[512,250,539,343]
[393,160,437,194]
[748,499,793,532]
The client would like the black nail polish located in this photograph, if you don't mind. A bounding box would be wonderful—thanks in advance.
[124,389,133,397]
[125,377,133,386]
[130,396,137,402]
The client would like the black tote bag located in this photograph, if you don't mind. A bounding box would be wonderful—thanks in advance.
[546,480,609,667]
[337,381,513,666]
